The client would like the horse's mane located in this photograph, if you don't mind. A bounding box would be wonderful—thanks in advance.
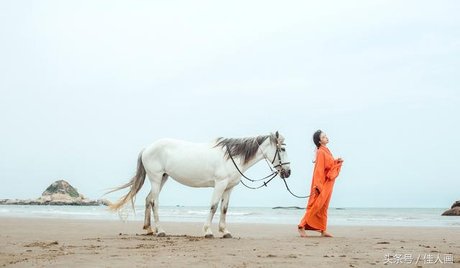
[214,134,277,164]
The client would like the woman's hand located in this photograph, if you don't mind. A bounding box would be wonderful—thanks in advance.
[336,157,344,163]
[314,186,321,195]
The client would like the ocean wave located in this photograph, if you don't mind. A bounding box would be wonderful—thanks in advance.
[1,206,456,227]
[183,210,256,216]
[31,210,100,216]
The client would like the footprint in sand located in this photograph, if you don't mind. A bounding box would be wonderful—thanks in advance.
[24,241,59,248]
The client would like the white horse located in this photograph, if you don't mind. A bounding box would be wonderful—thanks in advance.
[108,131,291,238]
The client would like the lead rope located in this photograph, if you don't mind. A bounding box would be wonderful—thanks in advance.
[281,178,310,198]
[257,140,308,199]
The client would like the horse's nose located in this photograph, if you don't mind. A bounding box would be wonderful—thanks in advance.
[286,169,291,178]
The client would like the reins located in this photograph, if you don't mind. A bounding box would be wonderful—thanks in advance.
[226,146,279,189]
[226,144,309,198]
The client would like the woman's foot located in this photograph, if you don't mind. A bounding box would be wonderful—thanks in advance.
[321,231,333,237]
[298,227,308,237]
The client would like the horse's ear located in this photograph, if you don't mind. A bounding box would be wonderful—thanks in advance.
[275,131,279,138]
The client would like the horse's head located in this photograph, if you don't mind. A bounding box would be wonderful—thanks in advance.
[269,131,291,179]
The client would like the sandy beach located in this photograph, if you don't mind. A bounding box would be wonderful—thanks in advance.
[0,217,459,267]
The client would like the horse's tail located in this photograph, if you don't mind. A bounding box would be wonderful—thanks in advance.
[107,150,146,211]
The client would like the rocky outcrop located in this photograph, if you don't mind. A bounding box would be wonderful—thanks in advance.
[42,180,80,198]
[442,201,460,216]
[0,180,110,206]
[450,201,460,209]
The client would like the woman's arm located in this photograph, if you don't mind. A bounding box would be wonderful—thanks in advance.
[312,150,326,193]
[327,159,343,181]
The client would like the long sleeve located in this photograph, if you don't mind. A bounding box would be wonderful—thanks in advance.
[312,150,326,193]
[326,160,343,182]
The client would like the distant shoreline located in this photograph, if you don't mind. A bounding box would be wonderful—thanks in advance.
[0,199,109,206]
[0,203,452,209]
[272,206,303,210]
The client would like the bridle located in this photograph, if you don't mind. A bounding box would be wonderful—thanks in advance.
[225,143,279,189]
[226,136,308,198]
[270,140,290,177]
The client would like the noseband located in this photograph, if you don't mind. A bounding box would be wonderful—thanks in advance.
[271,142,290,173]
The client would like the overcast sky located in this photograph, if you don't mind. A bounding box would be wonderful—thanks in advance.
[1,0,459,208]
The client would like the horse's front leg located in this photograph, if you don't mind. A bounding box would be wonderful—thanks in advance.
[203,180,228,238]
[219,187,234,238]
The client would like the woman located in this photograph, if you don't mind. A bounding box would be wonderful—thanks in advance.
[298,130,343,237]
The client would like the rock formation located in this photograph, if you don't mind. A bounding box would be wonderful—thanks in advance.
[441,201,460,216]
[0,180,110,206]
[42,180,80,198]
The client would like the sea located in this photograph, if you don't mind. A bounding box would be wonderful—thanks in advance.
[0,205,459,227]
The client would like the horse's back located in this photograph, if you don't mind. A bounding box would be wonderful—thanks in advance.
[141,138,222,175]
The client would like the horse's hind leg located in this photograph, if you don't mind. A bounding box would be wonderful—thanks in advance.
[145,173,168,236]
[143,191,154,235]
[143,174,169,235]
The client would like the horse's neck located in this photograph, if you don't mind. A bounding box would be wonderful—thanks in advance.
[239,143,271,173]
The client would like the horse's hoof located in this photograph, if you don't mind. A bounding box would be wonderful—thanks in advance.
[223,233,232,239]
[205,234,214,239]
[146,232,155,236]
[157,232,166,237]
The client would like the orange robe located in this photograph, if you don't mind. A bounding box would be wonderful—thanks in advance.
[298,145,342,231]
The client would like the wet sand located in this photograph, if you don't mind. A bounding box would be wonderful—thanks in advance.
[0,217,459,267]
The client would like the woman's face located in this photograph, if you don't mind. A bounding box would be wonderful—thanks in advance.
[319,132,329,145]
